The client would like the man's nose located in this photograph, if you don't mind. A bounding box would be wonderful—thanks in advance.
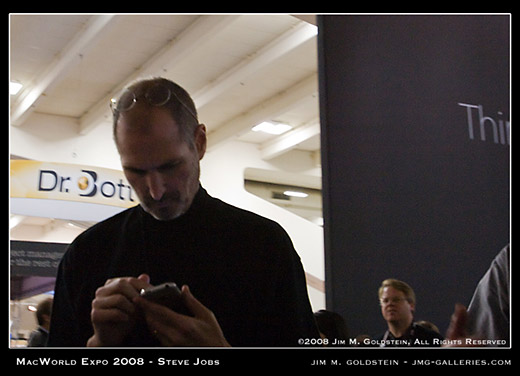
[146,171,166,201]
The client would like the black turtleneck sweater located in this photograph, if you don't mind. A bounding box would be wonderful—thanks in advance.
[48,186,319,347]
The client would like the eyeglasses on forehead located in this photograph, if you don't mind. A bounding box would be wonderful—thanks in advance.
[110,83,198,121]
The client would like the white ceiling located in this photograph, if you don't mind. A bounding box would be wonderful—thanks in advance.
[9,14,320,155]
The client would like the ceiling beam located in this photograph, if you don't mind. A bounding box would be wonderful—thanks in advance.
[206,72,318,151]
[244,167,322,190]
[192,22,317,110]
[10,15,116,127]
[291,15,317,26]
[78,15,242,135]
[260,118,320,160]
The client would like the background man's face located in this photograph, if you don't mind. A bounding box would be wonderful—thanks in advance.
[380,286,415,326]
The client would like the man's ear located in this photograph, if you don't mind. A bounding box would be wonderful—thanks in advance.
[194,124,207,160]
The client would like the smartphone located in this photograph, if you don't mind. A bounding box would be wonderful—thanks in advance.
[140,282,192,316]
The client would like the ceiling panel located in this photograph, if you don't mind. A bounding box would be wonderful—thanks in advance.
[10,15,92,86]
[10,13,320,165]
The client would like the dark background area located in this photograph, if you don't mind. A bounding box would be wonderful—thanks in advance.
[318,15,510,337]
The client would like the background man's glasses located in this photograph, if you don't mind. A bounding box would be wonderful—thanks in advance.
[379,297,408,306]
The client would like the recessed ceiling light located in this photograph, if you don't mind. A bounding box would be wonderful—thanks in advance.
[252,121,292,135]
[10,81,23,95]
[284,190,308,198]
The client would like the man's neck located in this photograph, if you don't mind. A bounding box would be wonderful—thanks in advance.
[388,320,412,338]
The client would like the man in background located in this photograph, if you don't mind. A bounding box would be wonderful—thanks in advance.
[27,297,53,347]
[376,278,443,347]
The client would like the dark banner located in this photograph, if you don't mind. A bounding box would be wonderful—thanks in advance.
[318,15,510,336]
[10,240,68,277]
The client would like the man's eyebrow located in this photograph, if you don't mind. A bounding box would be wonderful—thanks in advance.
[123,159,180,173]
[123,165,146,174]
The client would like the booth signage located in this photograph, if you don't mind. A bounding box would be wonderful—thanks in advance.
[10,241,68,277]
[10,160,138,209]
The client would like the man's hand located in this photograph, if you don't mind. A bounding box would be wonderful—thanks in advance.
[445,303,469,341]
[134,285,230,347]
[87,274,151,347]
[443,303,479,347]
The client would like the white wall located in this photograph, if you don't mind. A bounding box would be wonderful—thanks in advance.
[10,113,325,309]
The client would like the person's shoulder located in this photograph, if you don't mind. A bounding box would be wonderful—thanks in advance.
[77,206,140,237]
[414,323,443,340]
[27,328,47,347]
[493,243,510,274]
[207,194,285,233]
[64,205,141,257]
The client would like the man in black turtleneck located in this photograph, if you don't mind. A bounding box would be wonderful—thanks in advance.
[48,77,319,347]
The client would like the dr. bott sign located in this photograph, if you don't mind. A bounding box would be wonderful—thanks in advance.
[10,160,138,208]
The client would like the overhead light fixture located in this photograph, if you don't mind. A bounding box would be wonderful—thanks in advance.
[284,190,308,198]
[252,121,292,135]
[9,215,24,230]
[10,81,23,95]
